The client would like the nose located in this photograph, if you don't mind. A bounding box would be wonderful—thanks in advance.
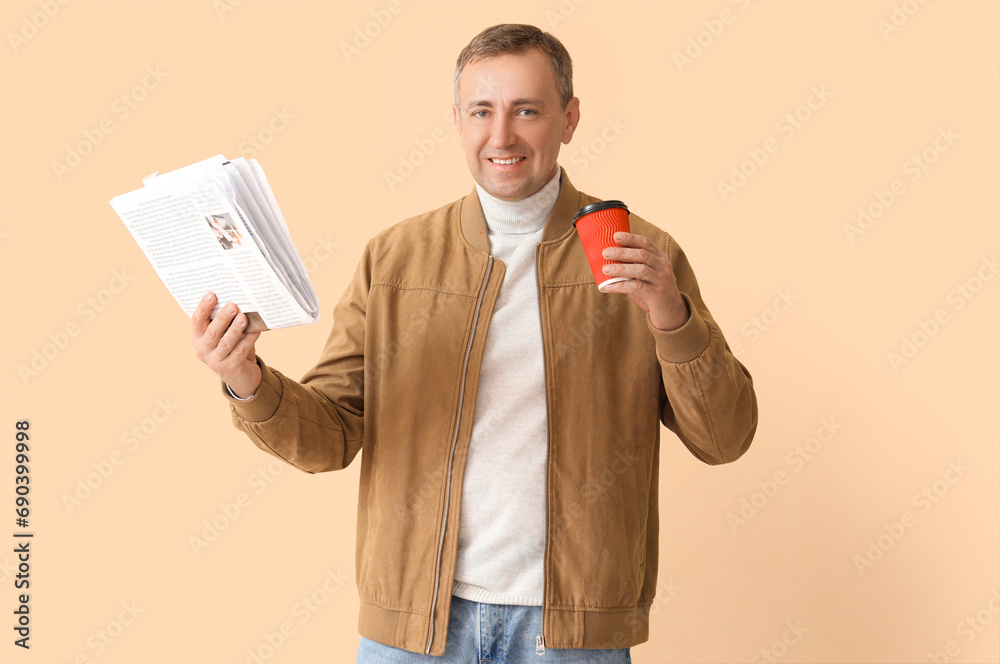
[490,114,516,150]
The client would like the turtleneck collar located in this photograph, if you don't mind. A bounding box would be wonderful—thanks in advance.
[475,168,561,236]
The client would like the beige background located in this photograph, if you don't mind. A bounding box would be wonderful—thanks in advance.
[2,0,998,662]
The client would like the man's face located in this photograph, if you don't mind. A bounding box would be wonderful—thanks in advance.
[454,49,580,202]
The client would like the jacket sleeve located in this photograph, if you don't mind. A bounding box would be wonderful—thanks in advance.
[219,243,372,473]
[645,235,758,464]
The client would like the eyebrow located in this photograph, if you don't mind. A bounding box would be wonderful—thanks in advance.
[466,97,548,110]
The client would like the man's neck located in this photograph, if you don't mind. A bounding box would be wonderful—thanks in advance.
[475,169,561,236]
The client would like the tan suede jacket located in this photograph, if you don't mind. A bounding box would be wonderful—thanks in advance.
[223,169,757,655]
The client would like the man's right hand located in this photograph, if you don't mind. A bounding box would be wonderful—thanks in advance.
[192,292,262,399]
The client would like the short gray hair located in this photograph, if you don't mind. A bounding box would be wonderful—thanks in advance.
[454,24,574,108]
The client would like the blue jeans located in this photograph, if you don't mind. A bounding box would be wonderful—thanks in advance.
[356,595,631,663]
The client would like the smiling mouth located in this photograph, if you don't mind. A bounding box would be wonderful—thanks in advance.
[488,157,525,165]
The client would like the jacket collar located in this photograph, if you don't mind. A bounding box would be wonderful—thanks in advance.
[460,166,585,254]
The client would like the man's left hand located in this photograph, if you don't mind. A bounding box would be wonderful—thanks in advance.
[600,231,690,331]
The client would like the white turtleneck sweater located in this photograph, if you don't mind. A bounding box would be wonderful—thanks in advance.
[451,168,561,606]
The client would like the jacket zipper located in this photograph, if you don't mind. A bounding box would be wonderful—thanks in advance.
[425,255,495,655]
[535,241,550,656]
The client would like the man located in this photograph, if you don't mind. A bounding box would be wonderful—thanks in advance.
[192,24,757,662]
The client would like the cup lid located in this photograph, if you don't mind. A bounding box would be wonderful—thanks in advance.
[573,200,629,224]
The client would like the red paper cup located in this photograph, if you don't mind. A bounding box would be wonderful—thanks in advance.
[573,200,630,293]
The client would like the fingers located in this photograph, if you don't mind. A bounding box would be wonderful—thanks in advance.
[205,302,241,345]
[191,292,216,338]
[602,251,664,284]
[602,232,671,286]
[191,292,243,345]
[232,324,260,358]
[603,232,664,263]
[237,330,262,360]
[610,231,658,252]
[603,246,658,267]
[192,299,247,363]
[214,321,260,373]
[600,232,689,329]
[216,310,249,357]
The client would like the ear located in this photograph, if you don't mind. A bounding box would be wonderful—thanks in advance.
[560,97,581,144]
[453,104,463,140]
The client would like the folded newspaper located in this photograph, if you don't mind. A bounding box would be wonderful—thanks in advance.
[110,155,319,332]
